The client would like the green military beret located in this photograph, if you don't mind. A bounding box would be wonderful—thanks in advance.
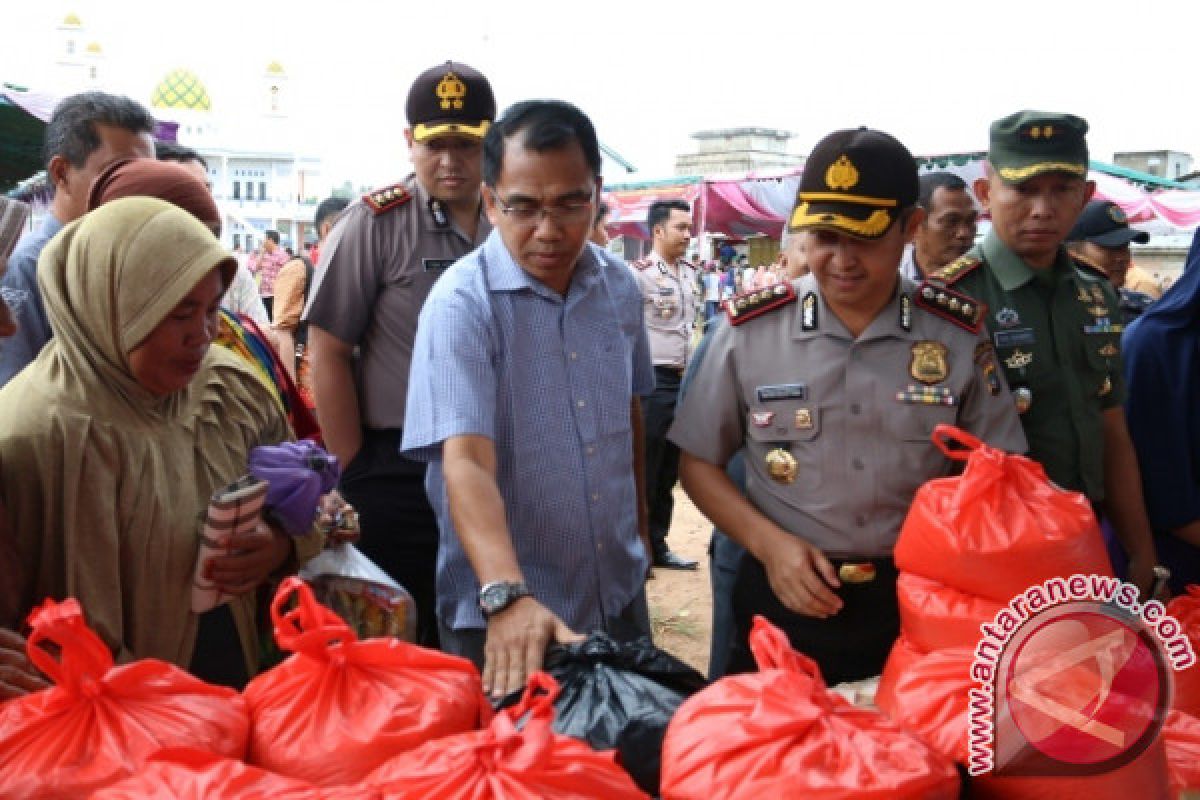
[988,110,1089,184]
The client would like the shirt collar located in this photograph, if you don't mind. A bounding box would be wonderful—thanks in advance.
[482,230,601,300]
[791,273,914,341]
[412,173,489,245]
[980,229,1075,291]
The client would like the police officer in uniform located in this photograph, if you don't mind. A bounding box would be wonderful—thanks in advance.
[303,61,496,646]
[925,111,1162,598]
[670,128,1027,683]
[630,200,699,569]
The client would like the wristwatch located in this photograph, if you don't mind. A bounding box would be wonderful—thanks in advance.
[478,580,532,617]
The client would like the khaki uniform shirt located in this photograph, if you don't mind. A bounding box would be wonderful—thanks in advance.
[669,274,1028,557]
[629,252,697,369]
[944,231,1125,501]
[303,175,490,429]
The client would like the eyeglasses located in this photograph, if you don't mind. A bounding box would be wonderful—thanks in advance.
[491,189,595,227]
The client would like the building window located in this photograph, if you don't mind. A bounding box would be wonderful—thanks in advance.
[245,181,254,200]
[232,182,240,200]
[232,233,241,250]
[66,40,75,55]
[259,182,267,201]
[89,66,97,80]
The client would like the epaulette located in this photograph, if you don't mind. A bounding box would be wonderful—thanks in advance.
[1070,253,1109,281]
[726,282,796,326]
[915,281,986,334]
[929,254,982,286]
[362,183,412,215]
[631,257,653,271]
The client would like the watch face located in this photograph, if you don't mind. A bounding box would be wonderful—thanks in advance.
[480,583,509,613]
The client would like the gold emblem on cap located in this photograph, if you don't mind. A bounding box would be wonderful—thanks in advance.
[1108,205,1127,225]
[436,71,466,110]
[825,155,860,191]
[911,341,949,385]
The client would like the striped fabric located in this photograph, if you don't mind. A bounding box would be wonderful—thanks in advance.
[403,231,654,632]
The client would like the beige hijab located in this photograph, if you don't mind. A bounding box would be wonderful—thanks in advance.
[0,197,290,672]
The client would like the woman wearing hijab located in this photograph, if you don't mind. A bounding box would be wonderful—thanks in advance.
[1122,230,1200,595]
[0,197,323,688]
[87,158,322,443]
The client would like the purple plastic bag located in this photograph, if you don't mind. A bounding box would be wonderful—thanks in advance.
[248,441,340,536]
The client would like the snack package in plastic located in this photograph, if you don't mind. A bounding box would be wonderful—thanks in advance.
[0,598,248,800]
[660,617,960,800]
[362,672,650,800]
[1167,586,1200,717]
[497,631,707,795]
[298,543,415,641]
[89,748,366,800]
[242,577,488,786]
[894,425,1113,604]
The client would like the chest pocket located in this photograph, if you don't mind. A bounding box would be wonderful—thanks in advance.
[746,404,822,490]
[886,401,959,443]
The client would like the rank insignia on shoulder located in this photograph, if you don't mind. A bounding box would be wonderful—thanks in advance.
[726,282,796,326]
[363,183,412,214]
[1072,254,1109,281]
[631,258,653,271]
[915,281,986,333]
[930,255,981,285]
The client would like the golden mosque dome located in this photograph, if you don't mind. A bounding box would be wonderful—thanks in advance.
[62,12,82,27]
[265,61,286,75]
[85,42,102,55]
[151,68,212,112]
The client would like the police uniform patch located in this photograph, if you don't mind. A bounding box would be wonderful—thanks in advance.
[1004,349,1034,370]
[1083,320,1124,334]
[899,293,912,332]
[801,291,818,330]
[794,408,814,430]
[423,259,456,272]
[910,341,949,385]
[994,328,1036,349]
[363,183,412,214]
[726,282,796,326]
[1098,342,1119,358]
[995,307,1020,328]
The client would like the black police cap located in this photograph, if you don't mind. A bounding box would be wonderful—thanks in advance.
[406,61,496,142]
[1068,200,1149,247]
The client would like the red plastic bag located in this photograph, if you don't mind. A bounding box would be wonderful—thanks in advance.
[91,748,367,800]
[243,577,489,786]
[1167,586,1200,717]
[0,598,248,800]
[873,636,974,764]
[362,672,650,799]
[1163,710,1200,798]
[897,572,1005,652]
[659,617,960,799]
[894,426,1113,604]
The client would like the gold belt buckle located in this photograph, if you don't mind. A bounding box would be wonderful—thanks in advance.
[838,561,877,584]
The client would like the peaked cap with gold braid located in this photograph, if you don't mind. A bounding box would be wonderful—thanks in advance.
[988,110,1089,185]
[788,127,918,240]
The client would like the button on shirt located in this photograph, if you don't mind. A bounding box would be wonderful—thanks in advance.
[630,253,696,369]
[952,231,1124,501]
[669,274,1027,557]
[402,232,655,631]
[303,175,490,429]
[0,215,62,387]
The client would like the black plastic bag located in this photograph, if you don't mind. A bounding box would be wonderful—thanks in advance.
[501,631,707,795]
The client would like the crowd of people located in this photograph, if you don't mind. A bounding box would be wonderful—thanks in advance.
[0,59,1196,705]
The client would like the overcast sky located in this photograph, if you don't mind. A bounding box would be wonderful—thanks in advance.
[3,0,1197,188]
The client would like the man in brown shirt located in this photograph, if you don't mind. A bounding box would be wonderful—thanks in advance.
[303,61,496,646]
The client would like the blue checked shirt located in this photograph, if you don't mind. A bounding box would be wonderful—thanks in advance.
[402,230,655,632]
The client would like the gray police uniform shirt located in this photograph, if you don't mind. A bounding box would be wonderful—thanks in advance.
[629,252,697,369]
[302,174,491,430]
[669,274,1028,558]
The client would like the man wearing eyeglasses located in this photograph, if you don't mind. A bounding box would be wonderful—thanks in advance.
[402,100,655,698]
[303,61,495,648]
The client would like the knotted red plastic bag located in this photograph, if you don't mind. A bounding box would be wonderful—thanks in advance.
[875,637,974,764]
[1163,710,1200,798]
[897,572,1005,653]
[1167,586,1200,716]
[659,617,960,799]
[894,426,1113,604]
[90,748,369,800]
[243,577,489,786]
[362,672,650,799]
[0,598,248,800]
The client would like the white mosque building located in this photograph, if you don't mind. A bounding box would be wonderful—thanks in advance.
[53,12,324,252]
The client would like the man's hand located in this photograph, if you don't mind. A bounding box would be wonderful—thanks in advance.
[206,522,293,596]
[0,628,48,700]
[481,597,582,699]
[759,533,843,618]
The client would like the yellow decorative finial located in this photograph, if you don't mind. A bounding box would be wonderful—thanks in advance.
[825,155,859,191]
[436,71,466,111]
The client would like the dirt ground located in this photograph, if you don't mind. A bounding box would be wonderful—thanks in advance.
[646,486,715,674]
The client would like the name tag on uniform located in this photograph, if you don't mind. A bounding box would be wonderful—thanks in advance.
[423,258,456,272]
[993,328,1036,349]
[657,287,673,295]
[756,383,807,402]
